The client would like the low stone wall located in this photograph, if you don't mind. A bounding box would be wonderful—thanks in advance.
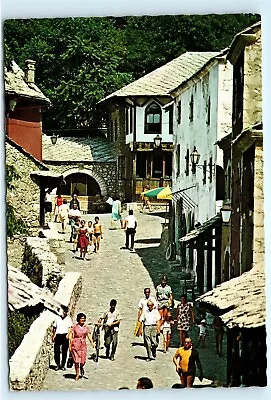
[9,272,82,391]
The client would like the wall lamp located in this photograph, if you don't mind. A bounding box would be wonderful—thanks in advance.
[50,133,58,145]
[153,134,162,148]
[221,203,233,225]
[190,146,215,180]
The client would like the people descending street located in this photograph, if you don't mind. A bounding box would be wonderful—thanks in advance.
[52,305,73,371]
[93,216,103,253]
[135,288,158,338]
[173,337,204,388]
[99,299,121,361]
[69,312,94,381]
[110,196,123,229]
[71,217,80,254]
[58,199,70,233]
[140,299,161,362]
[156,275,173,329]
[213,314,224,357]
[136,377,153,389]
[161,312,174,353]
[87,220,94,253]
[68,203,81,242]
[176,294,195,346]
[197,319,208,349]
[77,219,89,260]
[124,209,137,251]
[69,193,80,210]
[54,193,63,222]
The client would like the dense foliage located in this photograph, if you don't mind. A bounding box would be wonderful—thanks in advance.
[6,165,28,238]
[4,14,260,130]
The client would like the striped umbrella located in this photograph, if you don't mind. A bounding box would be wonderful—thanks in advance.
[142,185,172,200]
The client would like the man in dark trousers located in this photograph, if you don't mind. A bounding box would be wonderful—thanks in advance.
[124,209,137,251]
[99,299,121,361]
[52,305,73,371]
[173,337,204,387]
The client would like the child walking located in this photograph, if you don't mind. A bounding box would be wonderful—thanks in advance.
[93,216,103,253]
[87,221,94,253]
[71,218,80,255]
[197,319,208,349]
[161,313,174,353]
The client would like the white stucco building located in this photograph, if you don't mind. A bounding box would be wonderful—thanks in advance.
[170,49,233,293]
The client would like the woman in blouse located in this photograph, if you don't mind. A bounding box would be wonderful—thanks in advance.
[69,312,94,380]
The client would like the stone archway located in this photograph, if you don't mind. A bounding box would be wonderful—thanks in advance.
[62,168,107,196]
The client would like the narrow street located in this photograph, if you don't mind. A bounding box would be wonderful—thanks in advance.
[42,210,222,390]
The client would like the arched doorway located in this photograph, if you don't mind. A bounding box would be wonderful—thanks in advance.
[60,173,101,196]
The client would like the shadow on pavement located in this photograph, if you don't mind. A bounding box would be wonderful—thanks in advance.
[134,355,150,361]
[135,238,161,244]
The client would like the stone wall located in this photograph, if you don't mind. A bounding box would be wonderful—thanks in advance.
[9,272,82,391]
[6,141,45,235]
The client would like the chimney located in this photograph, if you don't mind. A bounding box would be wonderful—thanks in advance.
[25,59,36,84]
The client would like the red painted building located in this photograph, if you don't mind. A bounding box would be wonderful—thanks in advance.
[5,59,50,161]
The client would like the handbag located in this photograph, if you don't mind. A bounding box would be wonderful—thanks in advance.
[134,321,143,337]
[67,352,73,368]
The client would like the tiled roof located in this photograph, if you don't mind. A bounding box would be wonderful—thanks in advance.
[197,266,265,329]
[4,61,50,104]
[42,135,117,163]
[8,264,62,315]
[100,52,220,102]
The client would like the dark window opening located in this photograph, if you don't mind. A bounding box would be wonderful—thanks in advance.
[202,160,207,184]
[185,149,189,176]
[145,102,162,134]
[209,157,213,183]
[153,153,163,178]
[177,100,182,124]
[176,144,180,176]
[136,152,147,178]
[216,166,225,200]
[60,173,100,196]
[169,105,173,135]
[165,153,172,178]
[189,95,194,122]
[125,108,129,135]
[206,96,211,125]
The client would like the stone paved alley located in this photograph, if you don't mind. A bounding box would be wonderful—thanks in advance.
[42,210,226,391]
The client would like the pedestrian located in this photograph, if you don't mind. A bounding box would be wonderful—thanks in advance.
[161,312,174,353]
[111,196,123,229]
[213,314,224,357]
[197,319,208,349]
[44,188,53,224]
[93,216,103,253]
[58,199,70,233]
[54,193,63,222]
[51,305,73,371]
[136,377,153,389]
[173,337,204,388]
[124,209,137,251]
[140,185,152,213]
[68,312,94,381]
[99,299,121,361]
[156,275,173,327]
[71,217,80,254]
[176,294,195,346]
[140,299,161,362]
[68,203,81,242]
[77,219,89,260]
[69,193,80,210]
[87,220,94,253]
[138,288,158,320]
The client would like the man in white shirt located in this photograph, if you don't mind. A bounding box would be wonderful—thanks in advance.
[138,288,158,321]
[99,299,121,361]
[52,305,73,370]
[140,300,161,362]
[68,203,81,242]
[124,209,137,251]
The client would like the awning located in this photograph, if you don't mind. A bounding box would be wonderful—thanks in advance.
[196,266,265,329]
[30,171,64,188]
[171,185,198,209]
[179,214,221,242]
[8,264,63,315]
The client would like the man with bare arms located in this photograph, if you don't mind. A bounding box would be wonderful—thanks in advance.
[93,216,103,253]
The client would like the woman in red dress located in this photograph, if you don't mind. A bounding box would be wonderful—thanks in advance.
[77,220,89,260]
[69,313,94,380]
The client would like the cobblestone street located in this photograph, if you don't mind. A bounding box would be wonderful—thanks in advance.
[42,210,222,391]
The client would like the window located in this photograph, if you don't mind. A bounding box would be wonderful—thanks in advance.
[165,153,172,178]
[202,160,207,184]
[189,95,194,122]
[153,153,163,178]
[169,105,173,135]
[145,102,161,134]
[125,108,129,135]
[136,152,147,178]
[185,149,189,176]
[176,144,180,176]
[130,107,134,134]
[206,96,211,125]
[177,100,182,124]
[209,156,213,183]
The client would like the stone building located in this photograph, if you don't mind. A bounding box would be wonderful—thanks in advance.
[42,134,117,212]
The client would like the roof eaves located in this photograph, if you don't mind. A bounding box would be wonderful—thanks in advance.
[6,137,48,170]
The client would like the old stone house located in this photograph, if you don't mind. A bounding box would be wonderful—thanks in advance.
[170,49,233,294]
[198,21,266,387]
[41,134,117,213]
[99,52,224,201]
